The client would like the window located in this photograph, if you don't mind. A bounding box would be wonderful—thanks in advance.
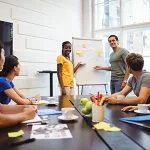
[92,0,150,71]
[122,0,150,25]
[94,0,120,29]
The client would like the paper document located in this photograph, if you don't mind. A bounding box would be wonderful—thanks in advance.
[38,100,50,105]
[30,124,72,139]
[22,115,42,123]
[38,109,62,116]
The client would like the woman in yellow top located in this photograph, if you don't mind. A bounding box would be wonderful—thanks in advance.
[57,41,84,95]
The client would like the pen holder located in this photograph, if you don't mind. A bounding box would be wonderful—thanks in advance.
[92,103,104,122]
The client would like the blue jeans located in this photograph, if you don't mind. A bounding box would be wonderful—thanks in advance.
[110,80,123,94]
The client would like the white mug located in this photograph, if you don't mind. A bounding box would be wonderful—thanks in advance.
[61,108,75,119]
[137,104,149,112]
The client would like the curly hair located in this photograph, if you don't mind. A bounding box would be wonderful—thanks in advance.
[126,53,144,71]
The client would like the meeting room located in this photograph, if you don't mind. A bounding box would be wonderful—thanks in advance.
[0,0,150,150]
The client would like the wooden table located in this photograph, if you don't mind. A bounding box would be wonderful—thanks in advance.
[0,95,149,150]
[0,96,108,150]
[71,95,150,150]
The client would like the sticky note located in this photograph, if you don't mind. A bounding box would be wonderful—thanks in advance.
[94,122,121,132]
[95,48,103,56]
[76,50,83,56]
[94,121,110,130]
[8,130,24,138]
[104,126,121,132]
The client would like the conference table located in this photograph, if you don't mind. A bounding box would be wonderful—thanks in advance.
[0,95,149,150]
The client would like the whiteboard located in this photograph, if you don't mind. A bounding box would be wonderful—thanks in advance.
[72,37,110,85]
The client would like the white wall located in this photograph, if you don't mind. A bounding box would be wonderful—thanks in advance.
[0,0,82,96]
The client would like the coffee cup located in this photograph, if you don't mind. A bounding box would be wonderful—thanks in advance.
[61,107,75,119]
[137,104,149,112]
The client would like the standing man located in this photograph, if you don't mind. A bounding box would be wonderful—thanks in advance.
[94,35,129,94]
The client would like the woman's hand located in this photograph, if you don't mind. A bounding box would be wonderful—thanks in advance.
[77,62,86,67]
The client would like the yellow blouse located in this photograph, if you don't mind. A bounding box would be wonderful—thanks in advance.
[57,55,74,87]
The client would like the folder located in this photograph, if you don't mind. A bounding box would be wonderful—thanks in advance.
[119,115,150,129]
[120,115,150,122]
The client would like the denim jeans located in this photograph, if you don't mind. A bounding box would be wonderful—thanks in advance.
[110,80,123,94]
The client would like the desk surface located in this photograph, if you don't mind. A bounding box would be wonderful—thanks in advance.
[0,96,149,150]
[0,96,108,150]
[72,95,150,150]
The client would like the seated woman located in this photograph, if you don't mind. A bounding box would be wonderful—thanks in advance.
[105,53,150,105]
[0,41,36,127]
[0,55,39,105]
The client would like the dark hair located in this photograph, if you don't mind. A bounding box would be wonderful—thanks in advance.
[0,41,4,58]
[108,35,119,41]
[62,41,71,54]
[0,55,19,76]
[126,53,144,71]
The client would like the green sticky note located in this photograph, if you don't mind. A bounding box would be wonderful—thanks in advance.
[104,126,121,132]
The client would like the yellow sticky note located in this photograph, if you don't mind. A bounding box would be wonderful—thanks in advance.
[95,48,103,56]
[76,50,83,56]
[94,122,121,132]
[104,126,121,132]
[8,130,24,138]
[94,121,110,130]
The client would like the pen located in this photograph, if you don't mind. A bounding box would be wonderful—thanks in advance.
[10,138,36,146]
[27,122,47,126]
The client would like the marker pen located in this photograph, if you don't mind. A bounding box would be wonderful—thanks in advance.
[10,138,36,146]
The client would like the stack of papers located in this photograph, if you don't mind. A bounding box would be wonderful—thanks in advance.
[22,115,42,123]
